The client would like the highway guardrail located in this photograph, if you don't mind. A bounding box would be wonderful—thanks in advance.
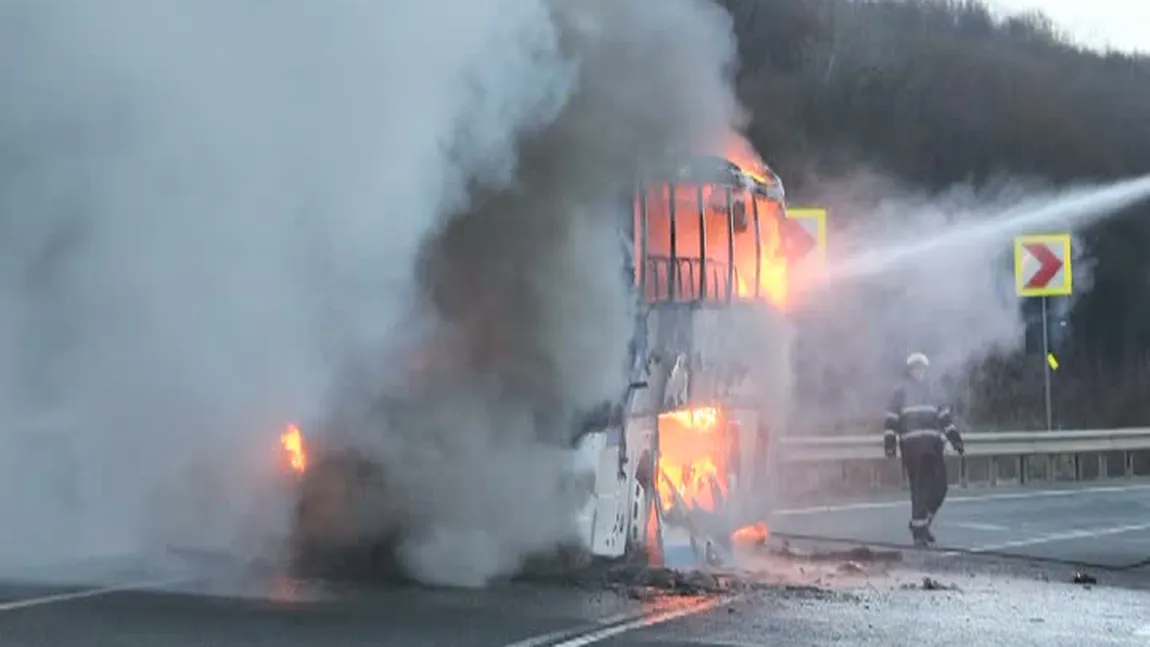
[778,428,1150,462]
[773,428,1150,496]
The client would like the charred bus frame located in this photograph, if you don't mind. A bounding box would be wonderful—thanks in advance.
[632,155,787,306]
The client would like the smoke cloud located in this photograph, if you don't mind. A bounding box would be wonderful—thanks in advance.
[785,169,1150,436]
[0,0,742,587]
[760,175,1150,570]
[787,171,1027,439]
[377,0,741,586]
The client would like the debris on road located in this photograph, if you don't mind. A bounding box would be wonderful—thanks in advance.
[733,539,904,585]
[769,541,902,564]
[780,584,841,600]
[1071,572,1097,586]
[901,576,960,591]
[530,559,866,603]
[601,564,750,597]
[836,562,866,576]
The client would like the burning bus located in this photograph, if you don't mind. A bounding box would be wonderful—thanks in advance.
[282,132,797,575]
[621,137,797,567]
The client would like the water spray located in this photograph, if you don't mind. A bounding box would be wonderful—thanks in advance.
[815,174,1150,286]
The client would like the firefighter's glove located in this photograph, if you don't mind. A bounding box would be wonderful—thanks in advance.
[883,434,897,458]
[947,429,965,455]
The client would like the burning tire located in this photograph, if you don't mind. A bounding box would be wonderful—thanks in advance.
[288,450,408,581]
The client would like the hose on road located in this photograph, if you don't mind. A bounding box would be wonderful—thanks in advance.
[770,531,1150,573]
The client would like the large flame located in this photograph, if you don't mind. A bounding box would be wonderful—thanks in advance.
[732,521,769,547]
[725,135,789,308]
[723,131,770,184]
[733,205,788,308]
[632,132,792,311]
[280,423,308,473]
[655,406,771,550]
[655,406,727,513]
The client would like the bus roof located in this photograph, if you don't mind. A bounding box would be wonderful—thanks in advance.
[640,155,785,202]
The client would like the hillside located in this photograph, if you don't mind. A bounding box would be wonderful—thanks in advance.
[727,0,1150,428]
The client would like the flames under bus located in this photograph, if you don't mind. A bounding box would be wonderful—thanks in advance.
[281,143,798,576]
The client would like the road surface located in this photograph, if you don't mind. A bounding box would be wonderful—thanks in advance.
[0,480,1145,646]
[772,479,1150,570]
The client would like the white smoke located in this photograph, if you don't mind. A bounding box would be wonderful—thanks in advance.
[789,172,1061,435]
[0,0,742,586]
[785,169,1150,438]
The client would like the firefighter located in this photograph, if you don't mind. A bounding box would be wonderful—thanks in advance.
[883,352,965,546]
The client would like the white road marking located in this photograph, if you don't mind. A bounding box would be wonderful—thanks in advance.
[966,522,1150,553]
[0,578,185,612]
[1134,624,1150,636]
[503,611,654,647]
[670,640,760,647]
[503,597,729,647]
[950,522,1008,532]
[774,483,1150,516]
[549,598,730,647]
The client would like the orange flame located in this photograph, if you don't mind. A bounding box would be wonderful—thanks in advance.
[732,522,769,547]
[661,407,719,430]
[632,131,793,310]
[655,407,772,551]
[724,135,789,309]
[733,207,788,308]
[656,406,728,513]
[280,424,307,473]
[722,132,769,184]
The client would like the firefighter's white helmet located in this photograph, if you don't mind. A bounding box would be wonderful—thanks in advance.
[906,352,929,368]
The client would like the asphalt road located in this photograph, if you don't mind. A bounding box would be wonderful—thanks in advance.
[0,480,1145,646]
[595,576,1150,646]
[771,478,1150,569]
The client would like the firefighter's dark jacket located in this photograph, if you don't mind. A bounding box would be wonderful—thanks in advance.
[883,378,964,455]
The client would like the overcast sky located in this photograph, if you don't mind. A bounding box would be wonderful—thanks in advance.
[985,0,1149,54]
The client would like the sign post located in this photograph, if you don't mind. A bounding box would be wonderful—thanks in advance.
[1013,234,1073,430]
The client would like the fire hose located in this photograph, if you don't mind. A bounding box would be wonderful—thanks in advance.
[769,531,1150,573]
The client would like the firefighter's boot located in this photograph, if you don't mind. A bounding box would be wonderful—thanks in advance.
[909,523,931,547]
[923,513,937,544]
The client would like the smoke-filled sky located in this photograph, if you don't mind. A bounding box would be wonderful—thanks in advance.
[0,0,742,586]
[785,168,1150,435]
[5,0,1148,589]
[986,0,1149,54]
[787,173,1029,432]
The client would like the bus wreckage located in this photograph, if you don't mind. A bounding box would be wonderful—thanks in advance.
[282,133,803,575]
